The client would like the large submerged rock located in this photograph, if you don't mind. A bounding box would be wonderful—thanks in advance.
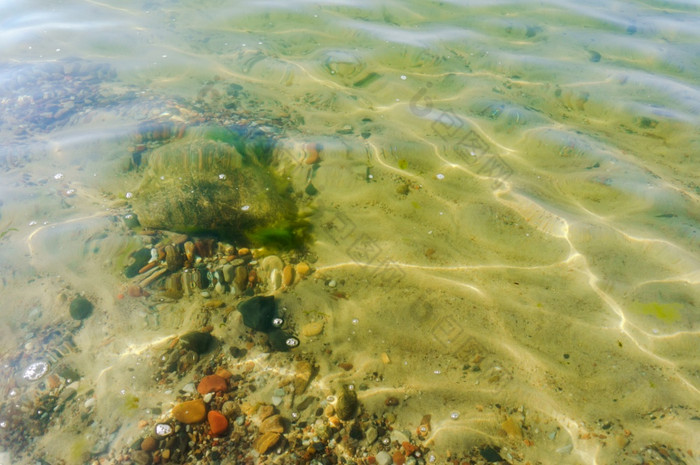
[131,126,297,242]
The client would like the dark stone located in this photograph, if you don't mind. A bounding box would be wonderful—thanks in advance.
[179,331,213,354]
[69,296,93,320]
[349,422,363,440]
[479,445,504,462]
[124,248,152,278]
[336,385,358,421]
[237,295,276,332]
[267,329,293,352]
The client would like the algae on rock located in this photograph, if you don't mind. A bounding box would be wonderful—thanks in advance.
[131,126,300,245]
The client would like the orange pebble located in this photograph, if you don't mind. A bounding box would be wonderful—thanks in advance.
[392,451,405,465]
[215,367,232,380]
[402,442,417,455]
[208,410,229,436]
[197,374,228,395]
[304,143,321,164]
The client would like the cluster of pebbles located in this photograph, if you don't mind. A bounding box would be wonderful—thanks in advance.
[121,231,311,302]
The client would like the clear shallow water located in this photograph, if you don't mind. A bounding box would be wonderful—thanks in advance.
[1,1,699,464]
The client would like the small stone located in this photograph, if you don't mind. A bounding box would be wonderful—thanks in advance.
[385,396,399,407]
[375,451,392,465]
[254,432,281,454]
[197,374,227,395]
[237,247,250,256]
[282,264,294,287]
[203,392,214,403]
[215,367,232,379]
[365,426,378,444]
[270,268,282,291]
[295,262,311,278]
[335,384,358,421]
[260,414,285,433]
[69,296,93,320]
[304,143,321,164]
[131,450,152,465]
[261,255,284,273]
[165,244,183,271]
[221,401,238,418]
[327,279,337,288]
[179,331,213,354]
[161,449,170,460]
[141,436,157,452]
[171,399,206,424]
[233,266,248,294]
[238,295,276,332]
[293,360,314,394]
[501,416,522,439]
[381,352,391,364]
[271,396,283,406]
[615,434,629,449]
[258,404,275,421]
[301,320,324,337]
[208,410,229,436]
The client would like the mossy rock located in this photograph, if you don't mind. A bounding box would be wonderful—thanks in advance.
[69,296,93,320]
[131,126,299,245]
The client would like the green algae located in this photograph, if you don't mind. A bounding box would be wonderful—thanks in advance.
[631,301,682,323]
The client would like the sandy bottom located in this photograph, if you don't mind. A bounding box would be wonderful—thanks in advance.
[0,110,698,465]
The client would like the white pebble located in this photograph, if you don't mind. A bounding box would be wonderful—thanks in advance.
[203,392,214,403]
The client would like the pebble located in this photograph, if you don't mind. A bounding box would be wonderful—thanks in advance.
[69,296,94,320]
[293,360,314,394]
[301,320,324,337]
[381,352,391,364]
[501,416,522,439]
[221,401,238,418]
[208,410,229,436]
[171,399,206,424]
[327,279,337,288]
[141,436,157,452]
[365,426,378,444]
[197,374,228,395]
[203,392,214,403]
[270,268,282,291]
[181,383,196,394]
[260,414,285,433]
[254,432,281,454]
[233,265,248,294]
[335,384,358,421]
[295,262,311,277]
[304,143,321,164]
[131,450,152,465]
[375,451,392,465]
[282,264,294,287]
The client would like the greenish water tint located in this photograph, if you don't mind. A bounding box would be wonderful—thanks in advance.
[0,1,699,464]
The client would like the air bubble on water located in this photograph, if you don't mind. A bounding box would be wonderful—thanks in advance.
[29,221,37,226]
[218,173,226,180]
[241,205,250,211]
[285,337,299,348]
[120,389,127,395]
[450,411,460,420]
[351,318,359,325]
[326,395,336,403]
[53,173,64,180]
[125,192,133,199]
[401,75,407,80]
[272,318,284,327]
[436,173,445,180]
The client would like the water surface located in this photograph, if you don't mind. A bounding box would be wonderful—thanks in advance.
[1,1,699,464]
